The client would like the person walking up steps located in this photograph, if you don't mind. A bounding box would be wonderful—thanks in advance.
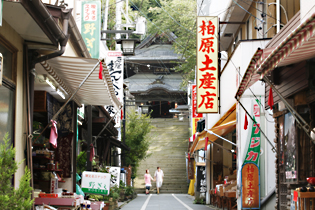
[154,167,164,194]
[144,169,154,195]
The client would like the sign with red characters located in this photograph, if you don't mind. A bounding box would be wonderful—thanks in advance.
[241,163,260,209]
[196,17,219,113]
[192,84,203,118]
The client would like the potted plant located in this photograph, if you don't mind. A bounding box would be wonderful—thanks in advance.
[109,187,119,210]
[124,186,134,200]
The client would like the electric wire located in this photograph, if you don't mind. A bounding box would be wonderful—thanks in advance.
[239,0,285,24]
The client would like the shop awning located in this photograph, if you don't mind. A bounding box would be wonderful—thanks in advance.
[36,56,121,110]
[236,13,315,98]
[190,104,236,154]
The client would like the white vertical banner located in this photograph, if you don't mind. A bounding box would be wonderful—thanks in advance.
[105,51,124,128]
[196,16,219,113]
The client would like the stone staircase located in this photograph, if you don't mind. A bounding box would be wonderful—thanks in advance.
[133,118,190,194]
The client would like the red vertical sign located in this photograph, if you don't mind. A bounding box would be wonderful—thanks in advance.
[192,84,203,118]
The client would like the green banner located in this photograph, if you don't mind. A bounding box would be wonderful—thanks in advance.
[82,188,108,195]
[81,1,100,58]
[243,102,261,165]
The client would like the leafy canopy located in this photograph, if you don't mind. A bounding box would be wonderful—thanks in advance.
[101,0,197,86]
[123,109,154,177]
[0,133,34,210]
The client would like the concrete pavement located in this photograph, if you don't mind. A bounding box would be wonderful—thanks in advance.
[120,194,216,210]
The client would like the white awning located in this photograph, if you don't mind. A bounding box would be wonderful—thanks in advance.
[36,56,121,110]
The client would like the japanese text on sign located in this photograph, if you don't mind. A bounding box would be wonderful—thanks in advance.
[196,166,207,198]
[241,163,260,209]
[81,1,100,59]
[196,17,219,113]
[105,52,124,128]
[244,103,261,165]
[81,171,111,195]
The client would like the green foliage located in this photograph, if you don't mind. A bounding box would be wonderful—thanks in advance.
[131,0,197,87]
[123,110,154,177]
[124,185,134,196]
[109,186,120,201]
[0,133,34,209]
[77,151,87,174]
[193,198,206,205]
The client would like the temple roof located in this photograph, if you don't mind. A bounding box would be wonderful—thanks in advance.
[125,73,185,93]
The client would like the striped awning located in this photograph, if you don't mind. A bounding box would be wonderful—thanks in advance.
[190,104,236,154]
[37,56,122,110]
[236,13,315,98]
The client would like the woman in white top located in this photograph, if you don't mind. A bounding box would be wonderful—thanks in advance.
[154,166,164,194]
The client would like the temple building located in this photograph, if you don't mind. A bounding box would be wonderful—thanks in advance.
[125,33,187,118]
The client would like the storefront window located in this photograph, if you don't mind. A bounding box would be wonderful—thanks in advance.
[0,84,14,143]
[0,43,13,80]
[284,113,297,182]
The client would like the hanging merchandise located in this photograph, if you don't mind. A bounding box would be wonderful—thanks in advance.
[49,120,58,148]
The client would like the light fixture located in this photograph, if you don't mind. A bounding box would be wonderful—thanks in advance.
[231,149,235,153]
[57,88,65,99]
[116,39,140,56]
[45,76,56,90]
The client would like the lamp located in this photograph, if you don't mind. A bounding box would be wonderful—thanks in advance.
[44,75,56,90]
[56,88,65,99]
[116,39,140,56]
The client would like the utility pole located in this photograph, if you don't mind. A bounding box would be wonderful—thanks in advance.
[102,0,110,45]
[116,0,123,50]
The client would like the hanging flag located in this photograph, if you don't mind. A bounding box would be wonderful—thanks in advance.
[243,103,261,165]
[204,137,209,151]
[188,153,190,160]
[121,109,123,120]
[89,143,95,162]
[268,87,274,110]
[244,113,248,130]
[49,120,58,148]
[99,61,103,79]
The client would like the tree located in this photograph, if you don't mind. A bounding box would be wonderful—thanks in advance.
[123,110,154,177]
[101,0,197,87]
[0,133,33,209]
[130,0,197,87]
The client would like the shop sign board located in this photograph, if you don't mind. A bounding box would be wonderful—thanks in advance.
[196,16,219,113]
[196,166,206,198]
[81,1,100,59]
[105,51,123,128]
[243,102,261,165]
[192,84,203,118]
[192,118,202,136]
[241,163,260,209]
[106,166,121,188]
[81,171,110,195]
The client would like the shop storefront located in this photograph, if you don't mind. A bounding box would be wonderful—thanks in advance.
[235,12,315,210]
[189,104,237,206]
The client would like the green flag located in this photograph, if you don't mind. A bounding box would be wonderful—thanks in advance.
[243,102,261,165]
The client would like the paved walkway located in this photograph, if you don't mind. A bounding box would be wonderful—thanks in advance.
[120,194,216,210]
